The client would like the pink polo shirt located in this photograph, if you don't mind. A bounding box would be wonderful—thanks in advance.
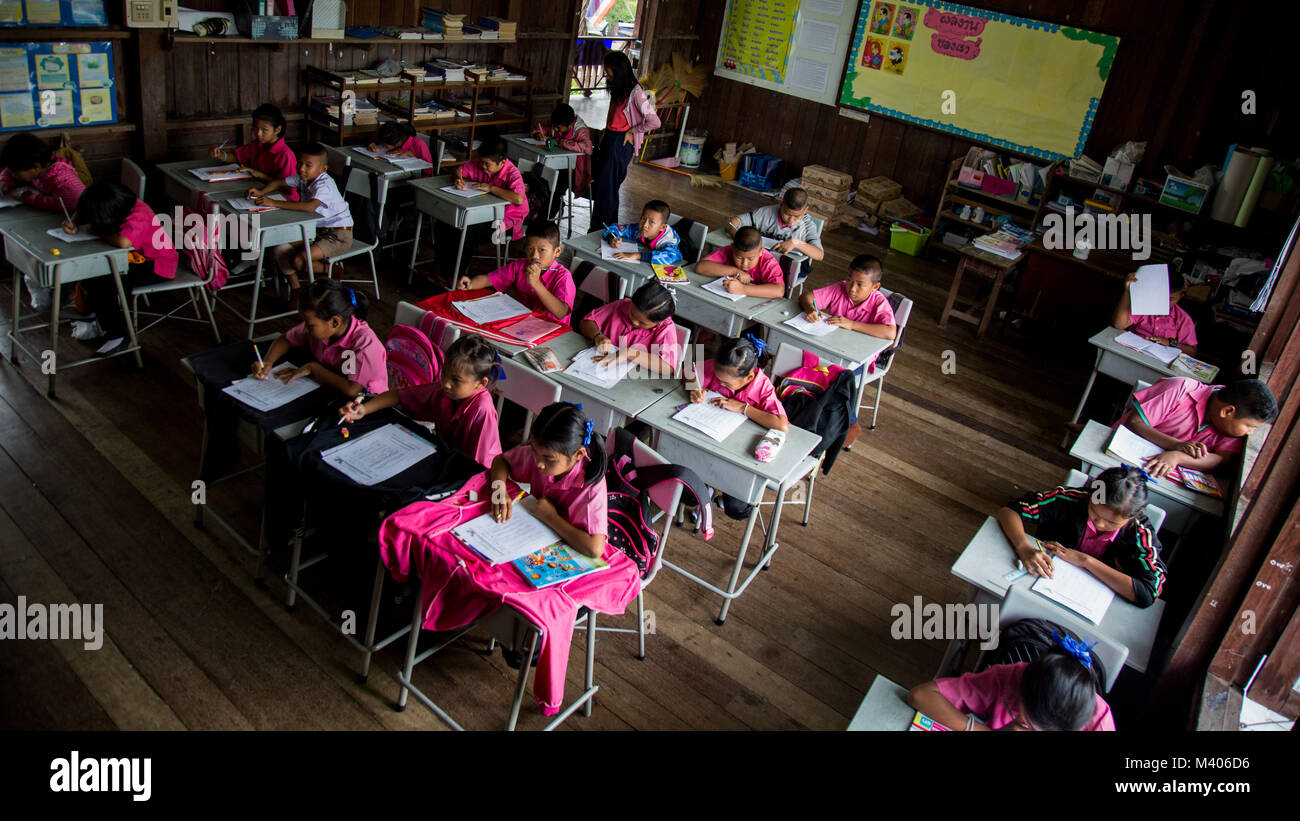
[460,157,528,239]
[285,315,388,394]
[235,138,299,199]
[399,136,435,177]
[488,259,575,323]
[1078,519,1121,559]
[936,662,1115,731]
[396,384,501,469]
[501,445,608,542]
[584,298,680,368]
[702,246,784,286]
[698,360,786,419]
[1125,377,1243,456]
[1128,304,1197,347]
[0,157,84,212]
[811,283,895,370]
[119,200,178,279]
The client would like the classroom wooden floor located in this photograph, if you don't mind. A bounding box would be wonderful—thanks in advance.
[0,164,1096,731]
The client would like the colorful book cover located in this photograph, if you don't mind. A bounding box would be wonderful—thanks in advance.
[1170,353,1219,382]
[909,711,951,731]
[513,542,609,588]
[1179,468,1225,498]
[652,263,687,283]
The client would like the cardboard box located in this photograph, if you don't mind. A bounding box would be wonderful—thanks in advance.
[857,175,902,202]
[879,196,924,221]
[803,179,853,205]
[1159,174,1209,214]
[802,164,852,191]
[841,204,868,228]
[1101,157,1135,190]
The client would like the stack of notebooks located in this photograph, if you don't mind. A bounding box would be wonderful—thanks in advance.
[427,59,467,83]
[972,223,1036,260]
[478,16,516,38]
[310,96,379,125]
[377,26,437,40]
[461,23,486,39]
[423,8,464,39]
[333,70,380,88]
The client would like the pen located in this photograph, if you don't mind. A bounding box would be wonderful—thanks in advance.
[338,393,368,426]
[59,197,72,226]
[253,342,264,370]
[811,293,819,320]
[497,489,527,521]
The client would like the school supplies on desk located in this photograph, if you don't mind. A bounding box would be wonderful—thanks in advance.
[453,497,564,564]
[599,239,629,261]
[1178,468,1225,498]
[440,185,486,198]
[390,156,432,171]
[222,365,320,412]
[451,291,531,324]
[226,193,286,212]
[188,164,251,182]
[1114,330,1181,365]
[519,345,562,373]
[1030,559,1115,624]
[651,263,687,283]
[564,346,636,388]
[783,312,836,337]
[1170,353,1219,381]
[701,277,746,302]
[909,711,951,731]
[46,225,98,242]
[755,428,785,462]
[513,542,610,588]
[673,391,747,441]
[500,315,565,344]
[519,137,548,146]
[320,423,439,486]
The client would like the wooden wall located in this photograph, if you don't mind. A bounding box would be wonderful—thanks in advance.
[685,0,1294,220]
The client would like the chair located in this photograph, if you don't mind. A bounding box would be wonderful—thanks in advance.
[782,215,823,298]
[493,355,561,442]
[316,156,382,300]
[668,214,708,264]
[576,262,627,303]
[981,585,1129,692]
[857,288,913,430]
[1065,467,1168,535]
[121,158,147,199]
[130,202,221,342]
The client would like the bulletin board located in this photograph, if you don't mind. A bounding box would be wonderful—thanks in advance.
[838,1,1120,160]
[714,0,859,107]
[0,42,117,132]
[0,0,108,26]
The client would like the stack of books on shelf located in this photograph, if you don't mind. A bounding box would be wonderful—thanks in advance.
[400,61,426,81]
[478,16,516,38]
[427,59,467,83]
[423,8,464,39]
[461,23,487,39]
[333,70,379,88]
[971,223,1037,261]
[377,26,431,40]
[311,96,379,125]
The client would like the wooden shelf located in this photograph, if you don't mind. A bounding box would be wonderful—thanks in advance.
[946,181,1037,212]
[168,32,517,47]
[1054,172,1128,196]
[940,210,999,231]
[0,27,131,41]
[44,122,137,137]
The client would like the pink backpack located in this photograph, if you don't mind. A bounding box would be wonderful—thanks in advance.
[182,200,230,291]
[385,325,443,391]
[776,350,847,402]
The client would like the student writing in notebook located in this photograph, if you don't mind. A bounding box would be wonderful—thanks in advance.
[601,200,683,265]
[726,186,824,262]
[799,253,895,351]
[211,103,299,198]
[1115,377,1277,478]
[435,133,527,283]
[369,121,434,175]
[908,637,1115,731]
[579,280,680,376]
[339,334,502,469]
[457,220,574,324]
[0,132,86,211]
[531,102,593,216]
[489,403,608,559]
[254,279,387,399]
[995,466,1165,607]
[1112,267,1197,355]
[695,226,785,298]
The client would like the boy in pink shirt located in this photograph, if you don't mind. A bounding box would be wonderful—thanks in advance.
[579,280,680,376]
[371,121,434,176]
[490,403,608,560]
[799,253,897,369]
[695,226,785,298]
[434,134,528,283]
[1112,266,1197,355]
[255,279,388,397]
[1117,377,1277,478]
[341,334,502,469]
[0,132,85,212]
[532,102,593,213]
[212,104,299,200]
[458,221,574,323]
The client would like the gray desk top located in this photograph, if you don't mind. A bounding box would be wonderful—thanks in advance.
[675,262,787,321]
[1088,326,1215,383]
[3,213,128,272]
[544,332,681,419]
[0,203,49,231]
[339,145,430,180]
[565,229,652,284]
[950,515,1165,671]
[407,174,511,215]
[753,299,893,368]
[846,675,915,731]
[158,159,258,199]
[1069,420,1225,517]
[503,133,582,167]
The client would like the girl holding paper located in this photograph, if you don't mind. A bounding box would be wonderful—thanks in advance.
[1112,267,1197,355]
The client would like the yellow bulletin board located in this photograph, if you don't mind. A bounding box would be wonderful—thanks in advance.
[838,1,1120,160]
[715,0,859,106]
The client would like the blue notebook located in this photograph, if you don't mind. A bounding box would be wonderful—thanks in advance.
[513,543,610,588]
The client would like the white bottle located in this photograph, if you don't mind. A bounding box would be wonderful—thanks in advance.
[972,206,985,223]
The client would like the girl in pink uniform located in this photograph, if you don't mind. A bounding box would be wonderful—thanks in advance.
[0,132,85,212]
[254,279,388,398]
[370,121,434,175]
[340,334,503,469]
[211,103,298,197]
[579,280,679,376]
[489,402,608,560]
[1112,267,1197,355]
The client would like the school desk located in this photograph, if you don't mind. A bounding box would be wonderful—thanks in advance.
[220,202,319,340]
[502,133,580,238]
[405,174,510,283]
[847,674,915,731]
[662,263,788,337]
[1068,419,1224,535]
[945,515,1165,675]
[158,158,258,211]
[638,387,822,624]
[702,227,811,273]
[1064,326,1215,447]
[4,212,141,397]
[329,145,430,255]
[538,331,682,432]
[938,243,1023,341]
[565,228,655,291]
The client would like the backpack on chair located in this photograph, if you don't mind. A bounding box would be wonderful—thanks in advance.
[385,324,443,390]
[53,133,93,186]
[776,350,855,475]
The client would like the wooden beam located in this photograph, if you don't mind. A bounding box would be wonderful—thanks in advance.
[136,30,169,162]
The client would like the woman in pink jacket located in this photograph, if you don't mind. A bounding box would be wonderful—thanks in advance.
[591,51,660,227]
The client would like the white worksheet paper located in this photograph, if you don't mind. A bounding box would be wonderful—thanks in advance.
[783,313,837,337]
[1031,560,1116,624]
[47,225,98,242]
[390,156,432,171]
[1114,330,1180,365]
[226,193,286,211]
[352,146,389,159]
[221,366,320,412]
[0,193,23,208]
[1129,263,1171,316]
[519,137,548,146]
[452,292,531,324]
[452,497,563,564]
[188,164,251,182]
[701,277,747,301]
[440,185,486,198]
[321,423,439,486]
[564,346,636,388]
[599,239,632,261]
[1105,424,1164,465]
[673,391,748,441]
[798,19,839,52]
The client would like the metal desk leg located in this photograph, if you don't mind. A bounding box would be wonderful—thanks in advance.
[407,213,423,284]
[717,502,763,625]
[48,266,60,397]
[247,243,268,340]
[9,268,19,364]
[1063,349,1104,447]
[566,166,574,238]
[453,223,468,283]
[108,255,143,369]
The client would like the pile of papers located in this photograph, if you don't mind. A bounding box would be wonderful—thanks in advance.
[972,223,1036,260]
[1114,330,1180,365]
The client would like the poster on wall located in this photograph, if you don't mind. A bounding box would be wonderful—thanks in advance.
[714,0,858,106]
[716,0,802,84]
[838,0,1120,160]
[0,41,117,133]
[0,0,108,26]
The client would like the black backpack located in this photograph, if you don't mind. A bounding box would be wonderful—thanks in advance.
[671,217,699,264]
[777,366,856,476]
[980,617,1107,692]
[521,163,552,228]
[605,427,714,577]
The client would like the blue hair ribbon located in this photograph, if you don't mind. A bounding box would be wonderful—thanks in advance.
[490,349,506,381]
[583,419,593,446]
[348,288,356,306]
[1051,631,1095,669]
[744,333,769,354]
[572,401,583,411]
[1120,463,1153,483]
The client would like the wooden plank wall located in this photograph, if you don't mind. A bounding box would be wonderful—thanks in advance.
[685,0,1289,215]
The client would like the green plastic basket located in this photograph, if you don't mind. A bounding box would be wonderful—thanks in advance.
[889,225,930,256]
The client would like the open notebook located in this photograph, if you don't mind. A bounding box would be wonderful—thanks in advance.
[452,497,564,565]
[673,391,748,441]
[1114,330,1180,365]
[1030,560,1115,624]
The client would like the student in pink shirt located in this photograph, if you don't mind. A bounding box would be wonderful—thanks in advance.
[370,121,434,176]
[695,226,785,298]
[490,402,608,560]
[340,334,502,469]
[255,279,388,398]
[458,221,574,323]
[433,134,527,282]
[0,132,85,212]
[579,280,680,376]
[1117,377,1277,478]
[799,254,896,368]
[65,182,178,354]
[211,104,299,199]
[908,638,1116,731]
[1113,267,1197,355]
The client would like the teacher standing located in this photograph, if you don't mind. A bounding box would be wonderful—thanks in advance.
[591,51,661,228]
